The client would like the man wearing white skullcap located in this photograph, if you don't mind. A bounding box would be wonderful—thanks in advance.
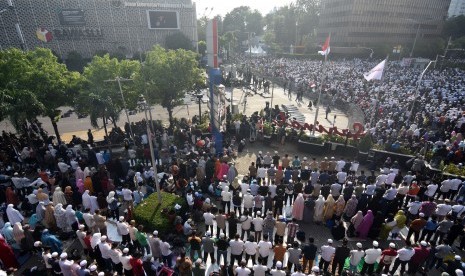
[361,241,381,275]
[59,252,74,276]
[349,243,365,274]
[408,241,430,274]
[389,240,415,275]
[78,260,90,275]
[319,239,335,271]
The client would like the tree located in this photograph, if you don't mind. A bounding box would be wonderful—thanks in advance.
[78,54,140,138]
[137,45,203,129]
[0,49,49,134]
[443,15,465,39]
[165,32,193,51]
[223,6,264,41]
[198,40,207,55]
[65,50,87,72]
[26,48,82,142]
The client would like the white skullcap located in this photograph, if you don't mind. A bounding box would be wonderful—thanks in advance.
[89,265,97,271]
[119,216,125,222]
[123,248,129,253]
[101,235,107,241]
[420,241,428,247]
[51,252,59,257]
[60,253,67,259]
[328,239,333,244]
[356,242,362,248]
[80,260,87,266]
[455,255,462,260]
[79,224,85,229]
[153,230,159,236]
[389,243,396,248]
[312,266,320,272]
[276,261,282,268]
[34,241,42,247]
[373,241,379,247]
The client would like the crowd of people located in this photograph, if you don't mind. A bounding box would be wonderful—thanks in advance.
[237,57,465,166]
[0,56,464,276]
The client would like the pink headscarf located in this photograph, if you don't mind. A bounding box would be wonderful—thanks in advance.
[76,179,84,194]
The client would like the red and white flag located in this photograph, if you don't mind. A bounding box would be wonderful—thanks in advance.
[318,34,331,56]
[364,59,386,81]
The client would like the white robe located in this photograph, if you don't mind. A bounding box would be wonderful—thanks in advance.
[6,205,23,224]
[313,196,325,222]
[82,191,91,210]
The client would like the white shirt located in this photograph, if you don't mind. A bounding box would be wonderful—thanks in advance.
[117,221,129,235]
[235,267,251,276]
[436,204,452,216]
[366,184,376,195]
[99,242,112,259]
[257,167,267,178]
[258,240,272,257]
[336,160,345,172]
[375,175,388,186]
[350,249,365,266]
[221,191,232,201]
[160,241,172,256]
[425,184,438,197]
[320,245,336,262]
[451,179,462,190]
[396,247,415,261]
[440,180,452,192]
[122,188,133,201]
[243,194,254,208]
[120,255,132,270]
[336,172,347,183]
[230,239,245,255]
[244,241,258,255]
[408,201,422,215]
[252,217,264,231]
[110,249,122,264]
[203,212,215,225]
[364,248,382,264]
[385,173,396,185]
[270,269,286,276]
[240,216,252,230]
[241,183,250,195]
[384,188,398,200]
[451,205,465,216]
[252,264,267,276]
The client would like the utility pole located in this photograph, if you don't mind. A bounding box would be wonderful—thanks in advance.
[104,77,134,139]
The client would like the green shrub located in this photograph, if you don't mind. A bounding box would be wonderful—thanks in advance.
[134,192,187,235]
[358,134,373,153]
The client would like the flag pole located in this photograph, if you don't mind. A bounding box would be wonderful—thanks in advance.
[369,55,389,128]
[312,33,330,136]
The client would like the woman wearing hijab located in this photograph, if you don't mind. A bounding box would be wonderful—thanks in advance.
[369,211,386,240]
[52,187,67,206]
[343,195,358,221]
[65,205,78,232]
[0,235,19,269]
[348,211,364,237]
[323,195,336,221]
[5,187,19,206]
[314,195,325,223]
[391,210,407,239]
[6,204,23,225]
[64,186,73,206]
[36,188,49,204]
[334,195,346,219]
[12,222,24,245]
[82,190,92,211]
[44,202,57,230]
[75,167,85,185]
[41,229,63,254]
[303,196,315,223]
[107,191,119,220]
[76,179,85,194]
[84,175,94,194]
[1,223,15,247]
[292,193,305,220]
[36,201,46,222]
[356,210,374,239]
[54,203,67,231]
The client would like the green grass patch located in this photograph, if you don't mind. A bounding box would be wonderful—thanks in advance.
[134,192,187,235]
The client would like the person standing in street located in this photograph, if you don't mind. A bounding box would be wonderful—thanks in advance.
[331,239,350,276]
[302,237,317,273]
[319,239,335,272]
[389,240,415,275]
[361,241,381,275]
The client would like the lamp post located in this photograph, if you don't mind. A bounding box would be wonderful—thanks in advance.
[408,55,443,124]
[104,76,134,139]
[137,95,162,203]
[196,89,203,121]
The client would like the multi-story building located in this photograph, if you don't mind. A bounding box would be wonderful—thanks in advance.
[448,0,465,17]
[318,0,450,47]
[0,0,198,59]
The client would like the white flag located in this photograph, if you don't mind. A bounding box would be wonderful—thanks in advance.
[364,59,386,81]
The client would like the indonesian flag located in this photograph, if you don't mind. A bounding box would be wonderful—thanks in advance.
[318,34,331,56]
[364,59,386,81]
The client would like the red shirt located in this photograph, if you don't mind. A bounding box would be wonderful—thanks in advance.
[411,247,430,264]
[380,248,397,265]
[129,257,145,276]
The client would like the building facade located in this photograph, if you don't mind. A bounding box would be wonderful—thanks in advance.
[0,0,197,59]
[448,0,465,17]
[318,0,450,47]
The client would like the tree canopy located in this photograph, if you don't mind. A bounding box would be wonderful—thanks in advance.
[138,45,204,128]
[77,54,140,137]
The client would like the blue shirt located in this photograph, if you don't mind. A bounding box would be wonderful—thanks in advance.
[424,220,438,231]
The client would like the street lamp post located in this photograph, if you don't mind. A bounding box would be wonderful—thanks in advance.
[408,55,443,124]
[137,95,162,203]
[196,90,203,121]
